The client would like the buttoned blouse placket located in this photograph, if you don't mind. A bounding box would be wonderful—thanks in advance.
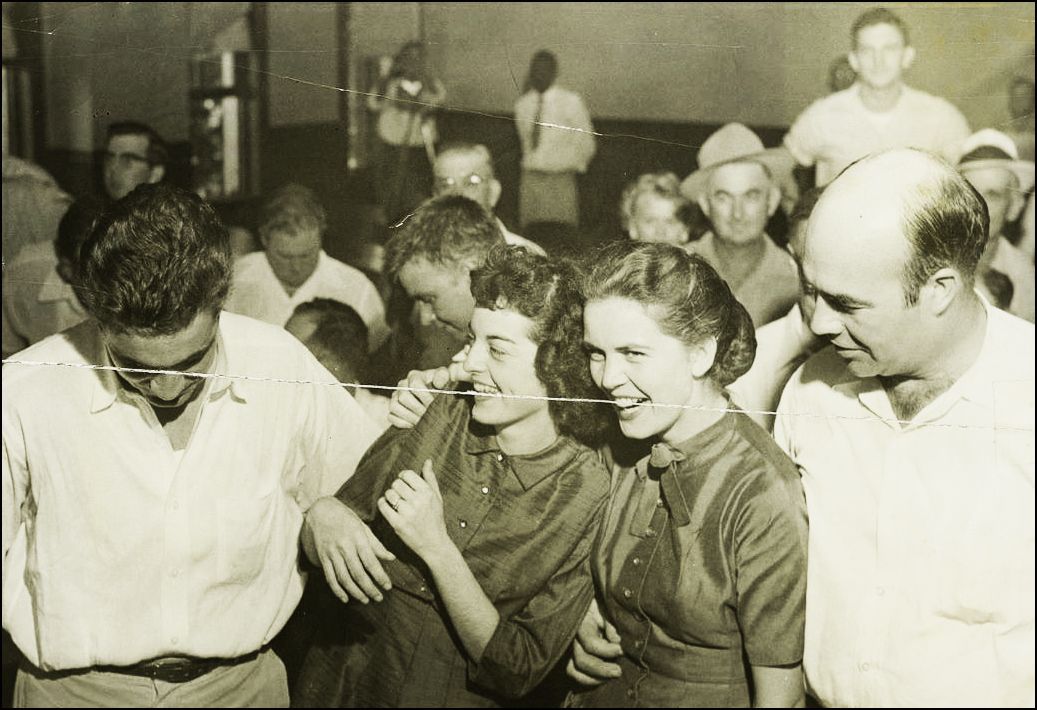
[604,454,674,704]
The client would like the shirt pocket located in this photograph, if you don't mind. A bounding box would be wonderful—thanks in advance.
[216,491,277,586]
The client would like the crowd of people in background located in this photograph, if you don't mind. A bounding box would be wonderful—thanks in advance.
[2,6,1034,709]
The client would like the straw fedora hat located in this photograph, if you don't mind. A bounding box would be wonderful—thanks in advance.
[680,123,792,202]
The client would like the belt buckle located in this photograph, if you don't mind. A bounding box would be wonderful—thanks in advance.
[141,657,213,684]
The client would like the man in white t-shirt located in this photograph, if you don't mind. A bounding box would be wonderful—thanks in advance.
[225,184,389,350]
[781,7,970,187]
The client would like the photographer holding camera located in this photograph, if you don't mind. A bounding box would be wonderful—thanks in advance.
[367,41,446,225]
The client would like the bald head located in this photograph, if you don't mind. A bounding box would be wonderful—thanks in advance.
[810,149,988,304]
[802,150,989,380]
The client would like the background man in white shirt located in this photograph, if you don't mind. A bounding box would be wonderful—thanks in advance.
[225,183,389,351]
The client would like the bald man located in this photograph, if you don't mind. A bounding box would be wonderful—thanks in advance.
[775,149,1034,706]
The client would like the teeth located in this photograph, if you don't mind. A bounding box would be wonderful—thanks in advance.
[473,383,501,396]
[614,397,646,409]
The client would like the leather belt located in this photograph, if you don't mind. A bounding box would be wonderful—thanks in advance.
[98,649,262,684]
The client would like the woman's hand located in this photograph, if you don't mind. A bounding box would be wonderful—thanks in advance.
[378,459,452,563]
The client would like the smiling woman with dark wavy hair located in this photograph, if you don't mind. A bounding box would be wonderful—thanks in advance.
[296,245,611,707]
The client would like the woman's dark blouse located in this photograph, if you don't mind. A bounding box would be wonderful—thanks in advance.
[295,393,610,708]
[570,410,808,708]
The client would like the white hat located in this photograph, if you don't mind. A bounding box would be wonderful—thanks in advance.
[679,123,791,202]
[956,128,1035,193]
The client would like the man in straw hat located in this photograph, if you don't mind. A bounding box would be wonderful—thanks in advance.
[680,122,800,327]
[956,128,1035,322]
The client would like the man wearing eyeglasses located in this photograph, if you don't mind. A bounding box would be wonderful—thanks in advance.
[432,143,545,257]
[102,121,167,201]
[2,184,381,707]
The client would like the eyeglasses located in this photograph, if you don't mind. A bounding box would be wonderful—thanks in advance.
[103,151,151,169]
[434,173,487,192]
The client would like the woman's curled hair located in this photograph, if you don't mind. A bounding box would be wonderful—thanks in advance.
[581,241,756,387]
[470,245,610,447]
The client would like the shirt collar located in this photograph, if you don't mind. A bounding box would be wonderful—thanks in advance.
[89,315,248,414]
[464,422,582,490]
[635,411,737,527]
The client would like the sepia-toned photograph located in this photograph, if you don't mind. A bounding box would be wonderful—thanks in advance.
[2,2,1034,707]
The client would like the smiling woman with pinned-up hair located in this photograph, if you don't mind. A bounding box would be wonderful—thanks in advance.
[568,240,808,708]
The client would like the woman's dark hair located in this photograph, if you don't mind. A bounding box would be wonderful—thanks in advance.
[470,244,610,447]
[582,241,756,387]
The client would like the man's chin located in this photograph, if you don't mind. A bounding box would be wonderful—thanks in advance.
[840,353,881,379]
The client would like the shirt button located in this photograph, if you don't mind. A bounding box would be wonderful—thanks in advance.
[656,498,664,508]
[859,662,870,672]
[170,568,180,578]
[645,528,656,538]
[480,486,489,495]
[631,557,641,566]
[496,453,504,463]
[419,584,428,593]
[459,520,467,529]
[622,587,633,599]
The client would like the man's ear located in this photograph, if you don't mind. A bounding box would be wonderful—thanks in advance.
[922,267,963,316]
[900,45,916,73]
[847,50,860,75]
[767,183,782,217]
[697,193,712,220]
[1007,188,1026,223]
[488,179,502,210]
[148,165,166,184]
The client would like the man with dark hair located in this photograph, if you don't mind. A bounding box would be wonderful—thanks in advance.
[2,183,381,707]
[102,120,168,201]
[225,183,388,350]
[286,298,391,431]
[387,193,505,336]
[781,7,970,187]
[774,149,1034,706]
[514,49,595,241]
[2,197,101,357]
